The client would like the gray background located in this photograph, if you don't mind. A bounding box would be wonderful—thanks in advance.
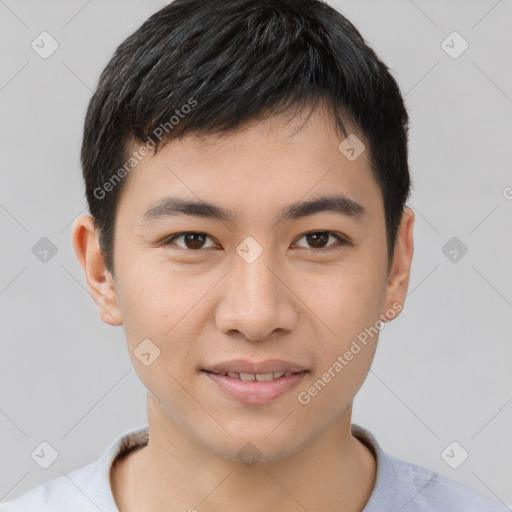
[1,0,511,507]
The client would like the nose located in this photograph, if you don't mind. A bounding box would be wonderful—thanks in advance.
[214,251,299,342]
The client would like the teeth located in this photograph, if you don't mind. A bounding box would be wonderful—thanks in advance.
[255,372,274,381]
[223,371,292,381]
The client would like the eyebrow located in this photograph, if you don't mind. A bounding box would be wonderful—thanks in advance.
[138,194,366,225]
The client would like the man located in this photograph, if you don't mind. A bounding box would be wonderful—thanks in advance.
[1,0,506,510]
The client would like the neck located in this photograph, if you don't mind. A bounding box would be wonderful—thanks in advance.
[111,396,376,512]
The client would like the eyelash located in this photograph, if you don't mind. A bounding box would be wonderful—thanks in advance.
[159,231,350,252]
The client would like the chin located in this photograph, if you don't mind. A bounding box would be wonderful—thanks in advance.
[196,423,311,465]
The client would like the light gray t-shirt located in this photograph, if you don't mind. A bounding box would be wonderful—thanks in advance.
[0,423,508,511]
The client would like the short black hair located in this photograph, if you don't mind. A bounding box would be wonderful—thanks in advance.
[81,0,411,276]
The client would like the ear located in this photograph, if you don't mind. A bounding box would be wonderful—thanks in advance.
[382,207,415,322]
[72,215,123,326]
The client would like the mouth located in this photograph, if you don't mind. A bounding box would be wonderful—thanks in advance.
[201,359,308,405]
[204,370,301,381]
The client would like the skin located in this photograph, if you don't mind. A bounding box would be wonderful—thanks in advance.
[73,104,414,512]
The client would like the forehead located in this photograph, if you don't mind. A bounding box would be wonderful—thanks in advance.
[116,105,383,224]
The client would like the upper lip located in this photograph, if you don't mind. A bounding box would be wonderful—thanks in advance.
[203,359,308,375]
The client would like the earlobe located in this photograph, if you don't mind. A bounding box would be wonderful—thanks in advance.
[72,215,123,326]
[382,207,415,322]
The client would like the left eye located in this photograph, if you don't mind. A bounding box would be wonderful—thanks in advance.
[294,231,347,250]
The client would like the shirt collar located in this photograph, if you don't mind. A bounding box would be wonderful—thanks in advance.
[91,422,395,512]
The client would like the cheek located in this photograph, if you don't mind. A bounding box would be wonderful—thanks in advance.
[292,255,385,406]
[116,256,211,338]
[297,343,376,421]
[117,268,203,419]
[115,259,220,395]
[296,260,386,341]
[296,278,381,414]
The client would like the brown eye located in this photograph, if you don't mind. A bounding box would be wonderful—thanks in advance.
[306,232,329,248]
[162,232,217,250]
[295,231,347,250]
[182,233,207,249]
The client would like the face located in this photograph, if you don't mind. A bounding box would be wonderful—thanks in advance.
[74,105,413,463]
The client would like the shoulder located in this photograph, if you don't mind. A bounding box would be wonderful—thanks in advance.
[0,463,109,512]
[0,424,148,512]
[351,424,509,512]
[389,455,509,512]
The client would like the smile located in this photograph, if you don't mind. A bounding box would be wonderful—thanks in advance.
[209,370,298,381]
[202,368,307,405]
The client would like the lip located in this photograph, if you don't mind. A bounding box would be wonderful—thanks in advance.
[202,359,308,405]
[203,359,308,375]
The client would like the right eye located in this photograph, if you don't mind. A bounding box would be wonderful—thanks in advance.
[160,232,219,251]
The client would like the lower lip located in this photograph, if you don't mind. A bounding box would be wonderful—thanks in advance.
[203,371,307,405]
